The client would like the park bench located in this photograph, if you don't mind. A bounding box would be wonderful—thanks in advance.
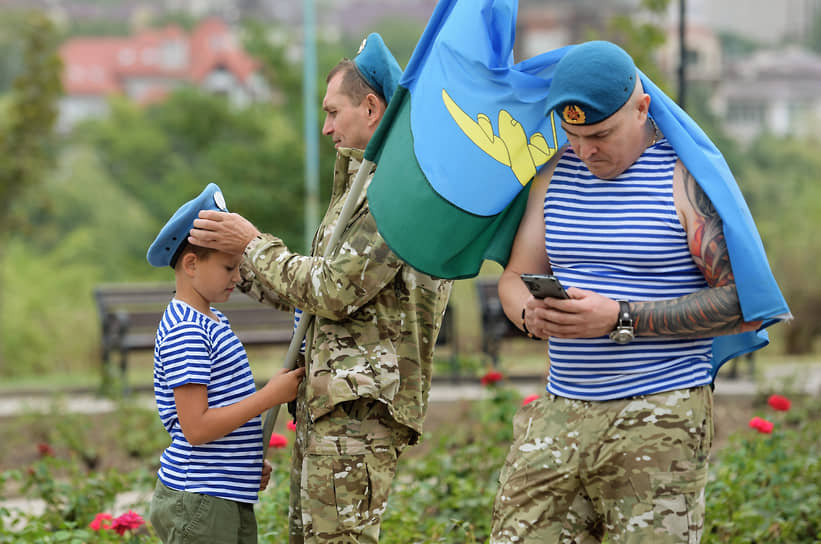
[94,282,458,393]
[474,277,531,364]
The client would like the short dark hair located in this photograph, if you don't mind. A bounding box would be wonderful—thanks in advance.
[171,242,216,269]
[326,59,386,106]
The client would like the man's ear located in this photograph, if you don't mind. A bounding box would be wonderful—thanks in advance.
[637,93,651,119]
[364,93,385,125]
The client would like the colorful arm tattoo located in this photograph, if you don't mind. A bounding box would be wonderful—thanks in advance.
[633,168,748,337]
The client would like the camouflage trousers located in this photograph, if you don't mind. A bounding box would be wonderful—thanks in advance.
[288,386,413,544]
[491,385,714,544]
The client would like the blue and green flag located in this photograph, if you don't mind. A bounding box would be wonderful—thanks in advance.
[365,0,791,375]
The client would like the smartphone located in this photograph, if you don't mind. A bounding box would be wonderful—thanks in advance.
[520,273,569,299]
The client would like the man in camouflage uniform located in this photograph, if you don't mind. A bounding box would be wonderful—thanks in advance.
[189,33,452,543]
[491,41,765,543]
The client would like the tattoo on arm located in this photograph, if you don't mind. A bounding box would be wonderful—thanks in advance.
[633,285,746,337]
[684,169,734,287]
[633,168,747,337]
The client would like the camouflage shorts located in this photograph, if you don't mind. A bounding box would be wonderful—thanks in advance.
[491,385,714,544]
[288,388,413,544]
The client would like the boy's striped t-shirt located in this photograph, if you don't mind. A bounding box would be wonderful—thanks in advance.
[153,299,263,503]
[544,138,713,401]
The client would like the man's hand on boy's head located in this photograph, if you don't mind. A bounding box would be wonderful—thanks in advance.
[189,210,261,255]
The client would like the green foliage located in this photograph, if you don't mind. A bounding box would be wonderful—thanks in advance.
[78,89,310,251]
[0,10,62,232]
[0,146,162,376]
[704,396,821,543]
[0,12,27,94]
[605,0,672,88]
[732,136,821,353]
[3,388,821,542]
[807,9,821,54]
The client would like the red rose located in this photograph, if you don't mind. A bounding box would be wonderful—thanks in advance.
[111,510,145,536]
[521,394,540,406]
[36,442,55,457]
[269,433,289,449]
[480,370,504,386]
[89,512,113,531]
[748,416,774,434]
[287,420,297,432]
[767,394,791,412]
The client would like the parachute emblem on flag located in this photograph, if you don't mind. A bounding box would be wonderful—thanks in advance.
[442,89,560,185]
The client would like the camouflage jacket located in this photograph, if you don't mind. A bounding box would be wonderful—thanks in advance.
[237,147,453,440]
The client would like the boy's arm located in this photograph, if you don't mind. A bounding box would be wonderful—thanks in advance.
[175,367,304,446]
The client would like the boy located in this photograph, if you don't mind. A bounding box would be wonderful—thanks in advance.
[146,183,304,543]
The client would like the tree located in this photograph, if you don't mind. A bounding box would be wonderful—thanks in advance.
[79,88,310,251]
[0,11,62,372]
[0,11,62,233]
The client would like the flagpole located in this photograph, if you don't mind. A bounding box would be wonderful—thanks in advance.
[303,0,319,253]
[261,158,376,456]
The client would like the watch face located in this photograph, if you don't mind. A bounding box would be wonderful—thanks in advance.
[610,327,634,344]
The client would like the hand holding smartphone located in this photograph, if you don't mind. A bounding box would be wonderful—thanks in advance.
[520,273,569,299]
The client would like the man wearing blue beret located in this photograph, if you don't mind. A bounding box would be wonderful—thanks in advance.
[491,41,765,543]
[188,34,452,543]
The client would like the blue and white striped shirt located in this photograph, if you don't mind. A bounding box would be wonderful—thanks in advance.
[544,138,713,400]
[153,299,263,503]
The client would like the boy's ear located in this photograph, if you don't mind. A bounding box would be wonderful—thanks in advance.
[179,251,198,277]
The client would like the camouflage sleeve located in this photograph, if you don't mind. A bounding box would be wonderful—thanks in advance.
[239,212,403,320]
[236,257,293,312]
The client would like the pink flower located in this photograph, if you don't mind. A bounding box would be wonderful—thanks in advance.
[36,442,55,457]
[111,510,145,536]
[89,512,113,531]
[269,433,289,449]
[287,420,297,432]
[767,394,791,412]
[748,416,774,434]
[521,394,540,406]
[480,370,504,386]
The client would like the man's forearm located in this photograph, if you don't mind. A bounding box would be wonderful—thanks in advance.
[632,284,749,338]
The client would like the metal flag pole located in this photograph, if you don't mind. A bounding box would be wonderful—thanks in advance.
[261,158,375,456]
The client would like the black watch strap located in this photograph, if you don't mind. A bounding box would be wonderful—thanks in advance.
[617,300,631,325]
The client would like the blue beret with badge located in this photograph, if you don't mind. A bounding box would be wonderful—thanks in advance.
[147,182,228,268]
[353,32,402,103]
[544,40,638,126]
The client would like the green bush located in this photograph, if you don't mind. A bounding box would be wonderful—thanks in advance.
[704,395,821,543]
[3,387,820,543]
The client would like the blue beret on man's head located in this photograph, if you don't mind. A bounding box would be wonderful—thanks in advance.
[147,183,228,268]
[353,32,402,103]
[544,41,638,126]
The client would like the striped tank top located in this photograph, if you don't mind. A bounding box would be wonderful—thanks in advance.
[544,138,713,401]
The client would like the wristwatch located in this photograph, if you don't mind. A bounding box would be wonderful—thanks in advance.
[609,300,634,344]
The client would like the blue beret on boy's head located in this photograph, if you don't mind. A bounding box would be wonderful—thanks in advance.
[146,183,228,268]
[353,32,402,103]
[544,40,638,126]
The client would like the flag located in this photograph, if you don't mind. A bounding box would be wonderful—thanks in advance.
[365,0,791,376]
[366,0,568,279]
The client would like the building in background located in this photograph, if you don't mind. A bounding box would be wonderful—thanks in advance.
[681,0,821,45]
[711,46,821,142]
[58,17,270,131]
[656,23,722,87]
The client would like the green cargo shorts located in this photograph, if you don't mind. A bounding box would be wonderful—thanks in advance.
[149,479,258,544]
[491,386,714,544]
